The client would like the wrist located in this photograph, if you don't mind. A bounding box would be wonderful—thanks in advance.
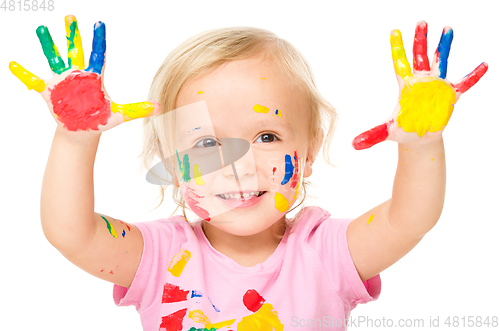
[54,125,102,147]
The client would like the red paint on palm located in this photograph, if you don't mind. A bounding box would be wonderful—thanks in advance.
[162,283,189,303]
[50,71,111,131]
[352,122,390,150]
[243,289,265,312]
[159,308,187,331]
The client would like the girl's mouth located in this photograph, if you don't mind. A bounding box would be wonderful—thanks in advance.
[215,191,267,208]
[216,191,266,200]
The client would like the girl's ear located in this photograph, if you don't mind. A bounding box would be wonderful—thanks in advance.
[303,130,324,178]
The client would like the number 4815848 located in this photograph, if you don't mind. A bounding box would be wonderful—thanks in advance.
[1,0,55,11]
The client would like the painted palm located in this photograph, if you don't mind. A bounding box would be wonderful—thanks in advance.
[9,15,160,132]
[352,21,488,150]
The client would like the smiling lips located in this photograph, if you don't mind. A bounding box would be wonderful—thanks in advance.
[216,191,266,200]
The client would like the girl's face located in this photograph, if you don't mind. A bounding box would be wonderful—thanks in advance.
[173,55,315,236]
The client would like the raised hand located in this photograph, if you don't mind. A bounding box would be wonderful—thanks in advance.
[352,21,488,150]
[9,15,160,133]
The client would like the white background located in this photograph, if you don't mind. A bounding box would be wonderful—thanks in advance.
[1,0,499,330]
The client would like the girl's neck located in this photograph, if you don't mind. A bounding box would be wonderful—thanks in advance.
[201,218,286,268]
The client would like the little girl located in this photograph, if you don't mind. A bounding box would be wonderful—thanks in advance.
[10,15,487,330]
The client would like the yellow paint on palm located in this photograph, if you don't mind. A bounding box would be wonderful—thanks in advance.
[274,193,289,212]
[193,164,204,185]
[189,310,235,329]
[65,15,85,69]
[237,303,284,331]
[167,247,191,277]
[9,61,47,92]
[397,77,456,136]
[390,30,412,79]
[111,102,156,121]
[253,104,270,114]
[367,214,374,224]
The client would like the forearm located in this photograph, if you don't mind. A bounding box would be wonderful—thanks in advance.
[41,127,102,253]
[388,136,446,238]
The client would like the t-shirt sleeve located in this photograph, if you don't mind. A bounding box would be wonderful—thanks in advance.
[305,207,381,309]
[112,217,188,313]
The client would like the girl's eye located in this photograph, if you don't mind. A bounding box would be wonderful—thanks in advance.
[256,133,278,143]
[195,138,220,148]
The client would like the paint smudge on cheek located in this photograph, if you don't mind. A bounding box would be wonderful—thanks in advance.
[99,215,118,238]
[176,150,192,183]
[193,164,205,185]
[197,91,204,94]
[121,229,126,237]
[367,214,374,224]
[118,220,131,232]
[168,247,191,277]
[274,192,290,213]
[159,308,187,331]
[272,167,277,175]
[50,71,111,131]
[253,104,270,114]
[290,151,299,189]
[281,154,294,185]
[184,186,211,222]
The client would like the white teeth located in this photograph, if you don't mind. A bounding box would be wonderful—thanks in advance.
[218,191,265,199]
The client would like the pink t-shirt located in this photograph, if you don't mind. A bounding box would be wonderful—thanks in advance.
[114,206,381,330]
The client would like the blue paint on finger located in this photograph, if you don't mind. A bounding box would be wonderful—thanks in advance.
[436,28,453,79]
[85,21,106,74]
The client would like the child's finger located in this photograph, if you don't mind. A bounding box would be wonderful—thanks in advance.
[36,25,67,74]
[9,61,47,92]
[453,62,488,95]
[352,122,390,150]
[390,29,412,79]
[111,101,161,121]
[413,21,430,72]
[85,21,106,74]
[431,27,453,79]
[65,15,85,70]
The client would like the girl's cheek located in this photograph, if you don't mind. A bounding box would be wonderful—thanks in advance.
[271,152,304,212]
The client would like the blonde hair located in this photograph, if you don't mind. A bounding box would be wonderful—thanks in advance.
[139,26,337,234]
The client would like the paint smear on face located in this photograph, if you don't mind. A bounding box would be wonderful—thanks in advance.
[281,154,294,185]
[275,109,282,117]
[176,150,192,182]
[243,289,266,312]
[50,71,111,131]
[168,247,192,277]
[367,214,374,224]
[197,91,204,94]
[159,308,187,331]
[188,127,201,134]
[237,303,284,331]
[193,164,205,185]
[162,283,189,303]
[261,77,266,79]
[274,192,289,213]
[272,167,277,175]
[189,310,236,329]
[119,220,131,231]
[121,229,126,237]
[289,151,299,189]
[253,104,270,114]
[9,62,47,92]
[397,77,456,136]
[100,215,118,238]
[184,186,211,221]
